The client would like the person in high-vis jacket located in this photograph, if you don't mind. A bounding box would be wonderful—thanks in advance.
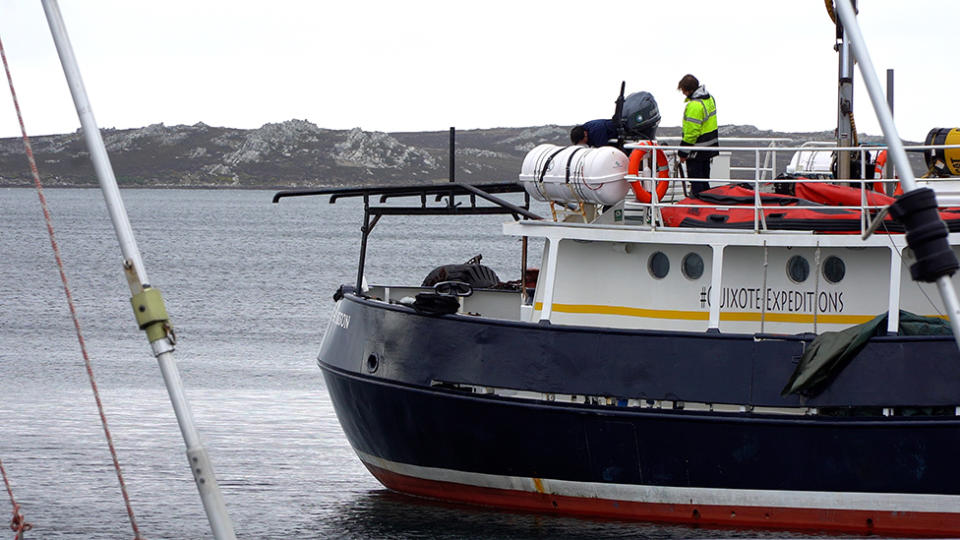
[677,74,719,197]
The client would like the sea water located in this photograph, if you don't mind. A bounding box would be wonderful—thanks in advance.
[0,188,818,539]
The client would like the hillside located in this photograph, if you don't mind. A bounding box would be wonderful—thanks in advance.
[0,120,902,189]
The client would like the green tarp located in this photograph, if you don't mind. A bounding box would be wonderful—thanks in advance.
[781,310,952,397]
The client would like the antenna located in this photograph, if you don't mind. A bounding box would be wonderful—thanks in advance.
[613,81,626,148]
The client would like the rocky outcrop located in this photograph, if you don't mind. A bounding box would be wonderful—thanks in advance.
[0,120,566,188]
[0,120,906,188]
[332,128,438,170]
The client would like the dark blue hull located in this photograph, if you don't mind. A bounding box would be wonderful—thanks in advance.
[318,292,960,535]
[322,363,960,494]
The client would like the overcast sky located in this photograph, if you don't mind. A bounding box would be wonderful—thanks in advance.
[0,1,954,143]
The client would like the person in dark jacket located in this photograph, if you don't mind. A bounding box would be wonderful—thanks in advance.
[570,119,618,147]
[677,74,719,196]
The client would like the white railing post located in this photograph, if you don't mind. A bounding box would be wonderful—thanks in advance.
[538,237,560,322]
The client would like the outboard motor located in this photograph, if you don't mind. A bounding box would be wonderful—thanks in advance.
[620,91,661,140]
[831,151,875,181]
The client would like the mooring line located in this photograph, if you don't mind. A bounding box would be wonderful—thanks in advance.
[0,35,143,540]
[0,459,32,540]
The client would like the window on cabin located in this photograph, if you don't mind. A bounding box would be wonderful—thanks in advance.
[648,252,670,279]
[787,255,810,283]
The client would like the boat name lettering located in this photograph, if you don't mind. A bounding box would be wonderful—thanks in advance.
[332,311,351,329]
[707,287,845,313]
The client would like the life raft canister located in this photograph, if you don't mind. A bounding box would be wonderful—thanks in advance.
[924,128,960,176]
[518,144,629,206]
[628,141,670,203]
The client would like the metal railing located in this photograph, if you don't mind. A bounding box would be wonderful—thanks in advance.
[643,137,792,181]
[621,142,960,235]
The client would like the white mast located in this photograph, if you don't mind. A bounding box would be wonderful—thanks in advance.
[39,1,237,538]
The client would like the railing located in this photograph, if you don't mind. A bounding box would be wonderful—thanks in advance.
[622,141,960,235]
[650,136,794,182]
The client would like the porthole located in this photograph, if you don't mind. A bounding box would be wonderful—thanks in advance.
[682,252,704,280]
[786,255,810,283]
[648,252,669,279]
[366,353,380,374]
[822,256,846,283]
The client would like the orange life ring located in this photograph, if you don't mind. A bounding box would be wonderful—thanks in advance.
[871,150,887,193]
[628,143,670,203]
[872,150,904,195]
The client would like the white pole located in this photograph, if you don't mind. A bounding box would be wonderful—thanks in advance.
[833,0,960,346]
[40,3,148,287]
[40,2,237,538]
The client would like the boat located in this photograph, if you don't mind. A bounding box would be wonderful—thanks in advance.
[274,3,960,536]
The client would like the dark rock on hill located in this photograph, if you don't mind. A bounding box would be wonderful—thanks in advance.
[0,120,912,188]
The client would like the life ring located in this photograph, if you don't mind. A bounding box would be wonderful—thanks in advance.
[871,150,887,193]
[871,150,904,195]
[628,143,670,203]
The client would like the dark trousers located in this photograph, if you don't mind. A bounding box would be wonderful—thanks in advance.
[686,158,711,196]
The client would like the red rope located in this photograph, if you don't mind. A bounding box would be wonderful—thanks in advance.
[0,35,143,540]
[0,459,32,540]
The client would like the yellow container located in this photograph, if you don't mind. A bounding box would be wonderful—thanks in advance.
[924,128,960,176]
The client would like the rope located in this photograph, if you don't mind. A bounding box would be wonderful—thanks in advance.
[0,459,32,540]
[849,111,859,146]
[0,35,143,540]
[824,0,836,24]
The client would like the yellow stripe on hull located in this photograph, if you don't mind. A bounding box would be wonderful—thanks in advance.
[534,302,890,325]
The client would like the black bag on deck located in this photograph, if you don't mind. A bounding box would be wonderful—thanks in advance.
[421,263,500,288]
[412,293,460,315]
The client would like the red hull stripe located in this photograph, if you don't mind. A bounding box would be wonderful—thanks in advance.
[360,458,960,536]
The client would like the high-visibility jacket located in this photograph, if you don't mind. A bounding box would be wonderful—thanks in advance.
[679,86,718,159]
